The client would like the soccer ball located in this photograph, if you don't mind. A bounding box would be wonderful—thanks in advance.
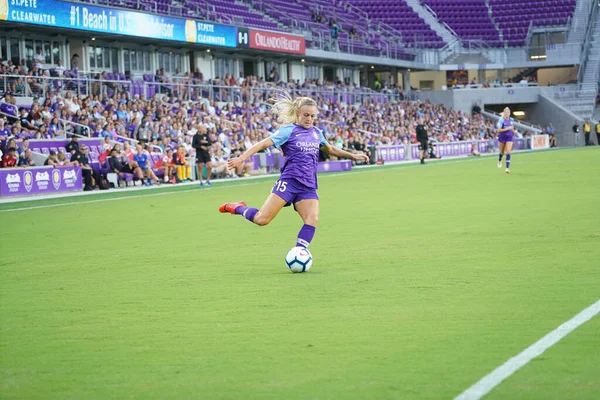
[285,246,313,273]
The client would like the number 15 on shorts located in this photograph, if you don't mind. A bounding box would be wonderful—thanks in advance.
[274,180,287,192]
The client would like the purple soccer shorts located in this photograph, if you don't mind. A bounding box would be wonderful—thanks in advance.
[271,178,319,207]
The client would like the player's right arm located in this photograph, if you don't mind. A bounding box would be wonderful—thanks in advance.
[228,125,294,170]
[227,138,275,170]
[497,117,512,133]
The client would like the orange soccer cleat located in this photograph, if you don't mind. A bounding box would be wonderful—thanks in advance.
[219,201,247,215]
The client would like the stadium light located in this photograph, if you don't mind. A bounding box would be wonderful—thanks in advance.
[513,111,525,116]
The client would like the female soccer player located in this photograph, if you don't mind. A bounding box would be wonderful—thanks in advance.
[219,92,369,249]
[496,107,517,174]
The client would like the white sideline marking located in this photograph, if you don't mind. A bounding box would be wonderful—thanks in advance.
[455,299,600,400]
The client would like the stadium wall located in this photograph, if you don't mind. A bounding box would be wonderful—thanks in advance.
[530,95,584,147]
[416,88,542,116]
[537,66,579,85]
[409,71,446,91]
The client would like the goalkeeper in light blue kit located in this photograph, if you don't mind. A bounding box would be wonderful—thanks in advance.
[220,92,368,248]
[496,107,518,174]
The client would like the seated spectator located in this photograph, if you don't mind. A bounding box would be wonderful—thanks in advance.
[44,150,58,166]
[18,138,30,157]
[56,151,74,167]
[173,145,191,182]
[54,130,67,139]
[102,136,112,152]
[18,108,36,131]
[154,148,177,183]
[65,135,79,154]
[108,148,144,182]
[18,148,35,167]
[71,53,80,71]
[123,142,135,161]
[71,144,102,191]
[135,118,154,143]
[0,118,10,139]
[54,59,66,77]
[1,147,18,168]
[133,144,159,186]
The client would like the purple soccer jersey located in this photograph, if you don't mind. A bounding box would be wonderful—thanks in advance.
[270,124,328,189]
[497,117,514,143]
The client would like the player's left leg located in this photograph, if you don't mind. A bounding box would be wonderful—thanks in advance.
[205,161,213,186]
[197,162,204,185]
[294,199,319,248]
[504,141,514,173]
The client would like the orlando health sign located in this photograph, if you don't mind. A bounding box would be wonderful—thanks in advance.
[0,0,238,47]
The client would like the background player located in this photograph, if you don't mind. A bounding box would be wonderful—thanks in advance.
[496,107,517,174]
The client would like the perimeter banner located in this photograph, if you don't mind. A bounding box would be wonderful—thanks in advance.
[0,166,82,197]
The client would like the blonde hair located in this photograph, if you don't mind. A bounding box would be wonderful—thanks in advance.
[269,90,317,125]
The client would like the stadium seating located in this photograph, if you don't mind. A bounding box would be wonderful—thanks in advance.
[420,0,576,47]
[346,0,446,48]
[420,0,502,47]
[488,0,576,47]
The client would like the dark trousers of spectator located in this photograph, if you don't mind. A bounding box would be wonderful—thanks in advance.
[585,132,590,145]
[82,168,102,189]
[597,133,600,145]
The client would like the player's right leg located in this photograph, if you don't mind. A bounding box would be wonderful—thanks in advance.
[498,142,505,168]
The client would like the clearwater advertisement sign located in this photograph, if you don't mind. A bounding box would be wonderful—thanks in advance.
[0,0,237,47]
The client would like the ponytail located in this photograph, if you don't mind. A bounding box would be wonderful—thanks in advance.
[270,89,317,125]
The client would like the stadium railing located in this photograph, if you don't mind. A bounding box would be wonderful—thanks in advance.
[576,0,599,84]
[482,110,543,134]
[0,74,405,105]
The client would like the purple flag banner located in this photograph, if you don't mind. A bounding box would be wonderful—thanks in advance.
[376,145,407,162]
[317,160,352,173]
[0,166,83,197]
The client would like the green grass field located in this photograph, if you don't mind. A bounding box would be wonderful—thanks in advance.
[1,148,599,400]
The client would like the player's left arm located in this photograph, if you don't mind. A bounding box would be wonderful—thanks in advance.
[317,128,369,163]
[321,143,369,163]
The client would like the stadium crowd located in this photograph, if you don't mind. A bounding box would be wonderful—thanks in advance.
[1,66,521,189]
